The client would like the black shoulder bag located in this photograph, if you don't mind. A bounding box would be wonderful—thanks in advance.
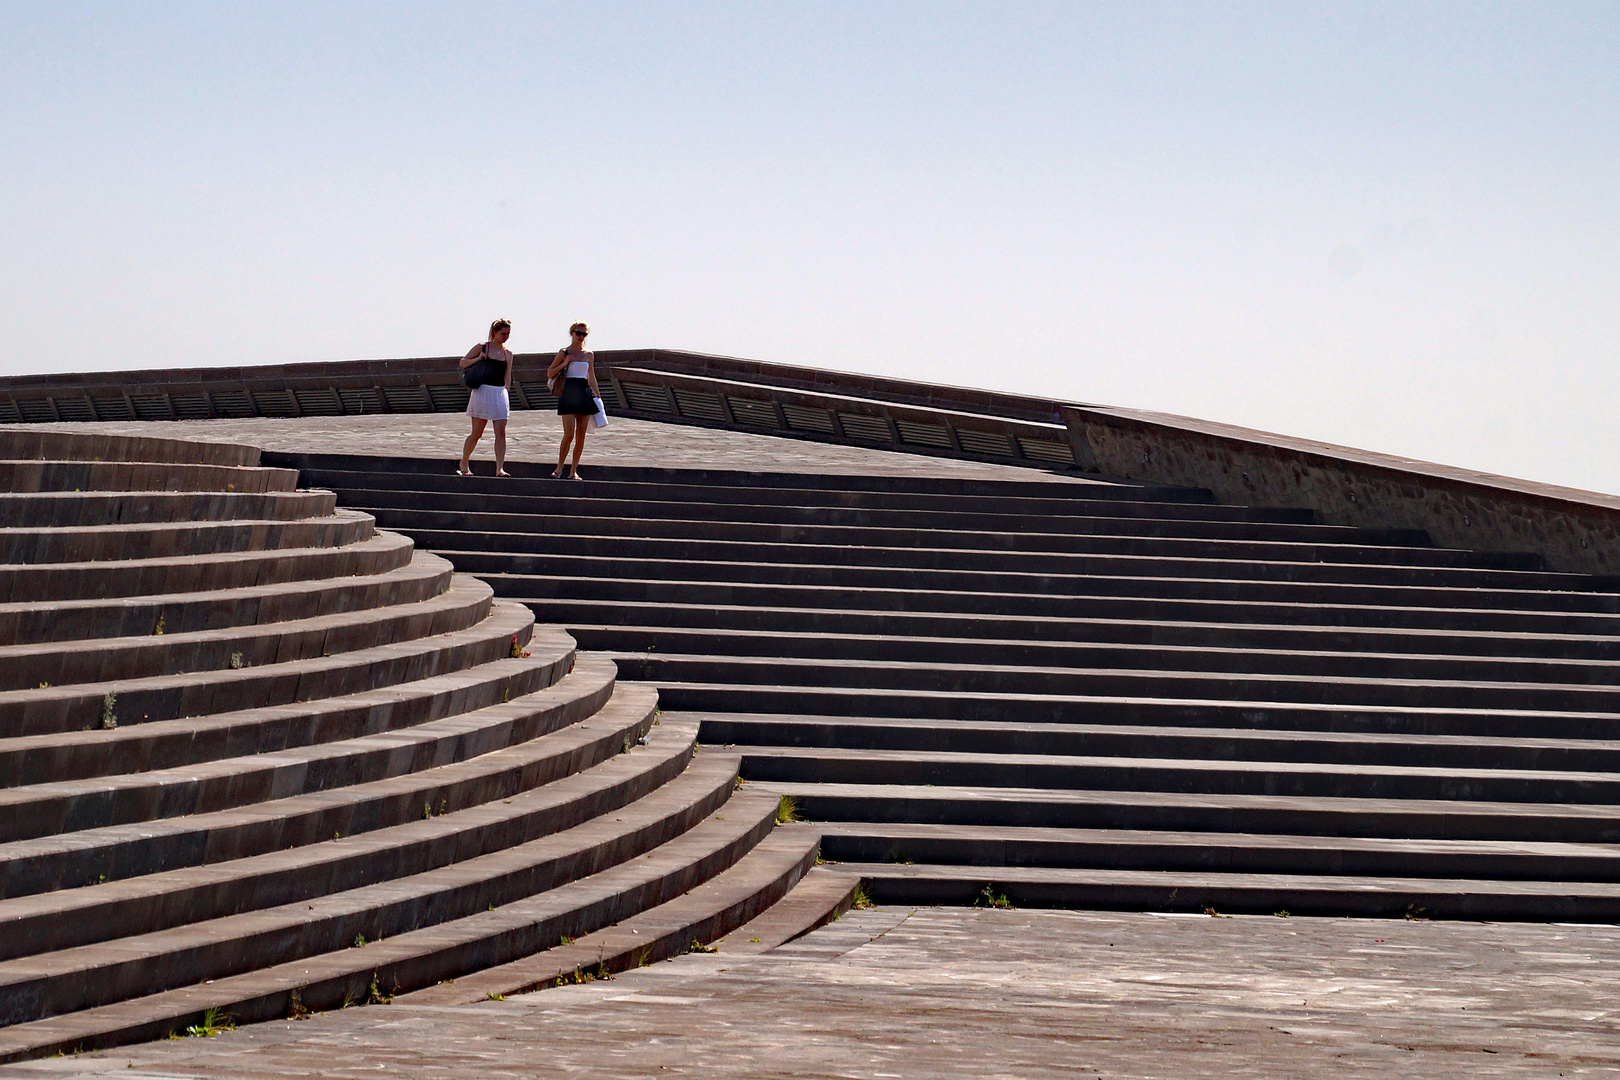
[462,343,497,389]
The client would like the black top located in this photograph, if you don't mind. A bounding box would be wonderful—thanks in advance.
[477,344,507,385]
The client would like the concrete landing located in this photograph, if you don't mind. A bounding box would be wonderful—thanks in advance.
[5,906,1618,1079]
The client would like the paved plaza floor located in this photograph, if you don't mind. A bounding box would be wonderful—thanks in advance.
[3,907,1618,1079]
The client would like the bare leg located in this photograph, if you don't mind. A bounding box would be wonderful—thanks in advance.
[460,418,488,474]
[556,419,574,477]
[492,420,509,476]
[569,416,588,476]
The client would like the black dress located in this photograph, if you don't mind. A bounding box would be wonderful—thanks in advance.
[556,353,597,415]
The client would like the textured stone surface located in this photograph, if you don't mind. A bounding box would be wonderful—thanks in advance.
[5,906,1620,1078]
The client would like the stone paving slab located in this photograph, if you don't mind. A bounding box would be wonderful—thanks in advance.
[6,906,1619,1078]
[4,416,1089,482]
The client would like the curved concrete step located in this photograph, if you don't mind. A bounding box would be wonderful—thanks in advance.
[0,781,781,1062]
[0,565,485,693]
[0,590,531,737]
[0,431,259,468]
[405,823,823,1003]
[0,645,575,788]
[0,652,617,844]
[840,862,1620,921]
[0,548,452,646]
[0,460,299,494]
[0,508,376,569]
[0,684,668,958]
[0,489,337,528]
[0,751,744,1028]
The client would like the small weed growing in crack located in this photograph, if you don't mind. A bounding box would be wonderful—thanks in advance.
[775,795,800,825]
[353,933,368,948]
[101,691,117,730]
[974,885,1013,910]
[851,884,875,910]
[287,988,311,1020]
[152,613,164,636]
[690,939,718,954]
[184,1007,235,1037]
[229,652,245,670]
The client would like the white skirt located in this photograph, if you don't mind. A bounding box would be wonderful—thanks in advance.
[467,384,510,420]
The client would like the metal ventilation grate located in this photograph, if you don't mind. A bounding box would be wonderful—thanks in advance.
[956,429,1014,457]
[895,419,953,448]
[382,386,432,413]
[252,389,298,417]
[782,403,836,433]
[675,388,726,422]
[727,398,778,428]
[621,382,675,414]
[339,387,384,414]
[52,397,96,422]
[1017,436,1075,464]
[210,389,255,417]
[838,413,893,442]
[295,388,343,416]
[170,394,213,419]
[17,398,57,422]
[427,385,471,413]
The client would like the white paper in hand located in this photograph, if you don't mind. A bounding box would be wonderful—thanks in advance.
[592,398,608,428]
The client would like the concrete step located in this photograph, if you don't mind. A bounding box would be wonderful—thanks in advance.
[0,592,532,738]
[0,431,260,468]
[0,748,738,1026]
[764,781,1620,843]
[0,489,337,528]
[818,822,1620,883]
[609,652,1620,715]
[574,622,1620,687]
[533,596,1620,661]
[0,664,649,902]
[262,451,1204,502]
[329,485,1444,551]
[0,644,576,790]
[0,460,299,495]
[657,680,1620,741]
[733,743,1620,807]
[372,509,1567,588]
[838,861,1620,921]
[291,464,1274,517]
[0,779,783,1061]
[491,570,1620,621]
[693,712,1620,774]
[710,864,861,954]
[404,823,822,1003]
[0,550,453,646]
[0,650,613,845]
[0,508,377,568]
[0,687,669,958]
[0,559,482,692]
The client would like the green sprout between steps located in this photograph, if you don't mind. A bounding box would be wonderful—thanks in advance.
[182,1007,235,1038]
[101,691,117,730]
[974,885,1013,910]
[775,795,800,824]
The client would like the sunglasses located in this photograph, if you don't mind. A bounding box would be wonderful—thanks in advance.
[572,330,588,337]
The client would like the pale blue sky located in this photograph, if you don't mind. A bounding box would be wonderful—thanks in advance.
[2,2,1617,491]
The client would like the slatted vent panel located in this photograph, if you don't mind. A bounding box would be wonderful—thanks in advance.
[294,388,343,416]
[428,385,471,412]
[956,429,1014,457]
[382,386,432,413]
[621,382,675,414]
[339,387,384,414]
[674,388,726,422]
[0,399,19,423]
[727,398,778,428]
[519,382,558,410]
[210,390,255,417]
[92,395,135,420]
[1017,436,1075,464]
[838,413,892,442]
[130,395,172,420]
[17,399,57,422]
[52,397,96,422]
[782,403,836,433]
[170,394,213,419]
[895,419,952,448]
[251,389,298,418]
[598,380,626,410]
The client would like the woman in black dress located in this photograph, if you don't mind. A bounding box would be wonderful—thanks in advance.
[547,321,600,480]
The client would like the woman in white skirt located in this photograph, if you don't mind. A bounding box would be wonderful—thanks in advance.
[458,319,515,477]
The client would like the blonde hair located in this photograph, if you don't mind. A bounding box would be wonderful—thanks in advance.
[569,321,589,335]
[488,319,511,340]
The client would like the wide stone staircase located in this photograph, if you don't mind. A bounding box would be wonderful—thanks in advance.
[0,430,836,1061]
[274,450,1620,922]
